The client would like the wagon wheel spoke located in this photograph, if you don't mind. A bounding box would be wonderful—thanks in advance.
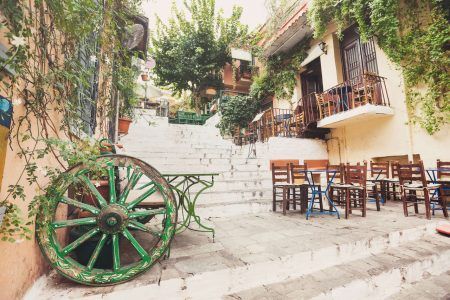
[107,162,117,204]
[52,217,97,229]
[126,184,158,209]
[126,165,132,180]
[137,181,154,191]
[62,227,100,256]
[78,174,108,207]
[128,220,162,238]
[60,196,100,215]
[122,229,150,261]
[129,208,166,219]
[118,168,143,204]
[112,234,120,271]
[86,233,108,271]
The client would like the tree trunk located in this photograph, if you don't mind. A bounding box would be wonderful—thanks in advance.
[192,92,202,114]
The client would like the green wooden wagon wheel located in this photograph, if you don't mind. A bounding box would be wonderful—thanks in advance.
[36,155,177,286]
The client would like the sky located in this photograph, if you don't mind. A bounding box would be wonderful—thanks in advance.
[142,0,269,32]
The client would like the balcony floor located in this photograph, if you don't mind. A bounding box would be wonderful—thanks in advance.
[317,104,394,128]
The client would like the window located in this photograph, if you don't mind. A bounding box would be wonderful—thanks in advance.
[71,35,99,137]
[341,26,379,85]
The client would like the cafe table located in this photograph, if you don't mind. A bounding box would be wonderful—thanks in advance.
[139,172,219,239]
[304,169,340,220]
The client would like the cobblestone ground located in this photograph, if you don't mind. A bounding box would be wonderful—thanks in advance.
[25,202,450,300]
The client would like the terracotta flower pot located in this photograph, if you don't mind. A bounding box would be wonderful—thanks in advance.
[118,117,132,134]
[82,180,109,207]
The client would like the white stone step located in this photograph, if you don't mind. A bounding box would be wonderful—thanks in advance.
[28,221,445,300]
[196,189,272,205]
[388,270,450,299]
[225,235,450,300]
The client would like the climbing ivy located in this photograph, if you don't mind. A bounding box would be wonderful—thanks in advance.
[308,0,449,134]
[250,38,310,102]
[0,0,142,241]
[217,95,260,135]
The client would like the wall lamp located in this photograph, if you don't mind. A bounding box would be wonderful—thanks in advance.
[318,41,327,55]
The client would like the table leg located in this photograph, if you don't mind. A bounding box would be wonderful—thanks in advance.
[381,181,386,204]
[176,178,215,239]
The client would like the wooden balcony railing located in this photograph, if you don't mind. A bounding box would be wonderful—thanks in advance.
[232,74,390,145]
[317,73,390,119]
[233,107,302,145]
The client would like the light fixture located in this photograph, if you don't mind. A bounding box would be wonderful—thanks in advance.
[318,41,327,55]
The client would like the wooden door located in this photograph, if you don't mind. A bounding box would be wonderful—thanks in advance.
[343,39,363,85]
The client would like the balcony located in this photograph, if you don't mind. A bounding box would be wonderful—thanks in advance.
[236,64,259,82]
[232,74,393,145]
[317,73,393,128]
[297,73,394,129]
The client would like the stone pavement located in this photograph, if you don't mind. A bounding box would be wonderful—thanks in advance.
[25,202,450,299]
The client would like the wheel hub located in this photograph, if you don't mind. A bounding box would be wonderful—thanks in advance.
[97,204,129,234]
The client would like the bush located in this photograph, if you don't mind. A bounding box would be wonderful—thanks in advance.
[217,95,259,136]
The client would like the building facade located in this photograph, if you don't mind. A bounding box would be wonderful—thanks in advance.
[259,0,449,167]
[0,2,147,298]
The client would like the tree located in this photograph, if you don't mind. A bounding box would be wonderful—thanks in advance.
[150,0,247,110]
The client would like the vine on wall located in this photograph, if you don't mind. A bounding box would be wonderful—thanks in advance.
[308,0,449,134]
[0,0,142,241]
[250,38,310,102]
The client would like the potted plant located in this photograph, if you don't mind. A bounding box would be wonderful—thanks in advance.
[118,95,138,135]
[118,115,133,135]
[118,74,140,135]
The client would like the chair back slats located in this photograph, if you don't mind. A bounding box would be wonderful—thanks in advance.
[290,163,308,184]
[391,161,399,178]
[304,160,328,170]
[437,160,450,179]
[345,163,367,186]
[271,163,290,184]
[327,163,344,184]
[397,161,427,186]
[370,161,389,179]
[270,159,299,170]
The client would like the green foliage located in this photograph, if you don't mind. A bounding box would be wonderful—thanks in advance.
[217,95,260,135]
[116,63,141,119]
[2,137,103,241]
[150,0,248,109]
[250,38,309,101]
[308,0,449,134]
[0,0,141,242]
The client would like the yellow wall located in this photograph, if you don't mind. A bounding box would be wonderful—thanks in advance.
[0,103,59,300]
[307,24,450,167]
[0,13,110,300]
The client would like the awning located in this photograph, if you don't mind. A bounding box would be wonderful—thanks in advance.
[263,1,312,56]
[252,112,265,122]
[231,48,252,61]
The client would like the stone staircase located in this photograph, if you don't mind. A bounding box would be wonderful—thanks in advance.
[23,111,450,300]
[24,208,450,300]
[119,111,328,218]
